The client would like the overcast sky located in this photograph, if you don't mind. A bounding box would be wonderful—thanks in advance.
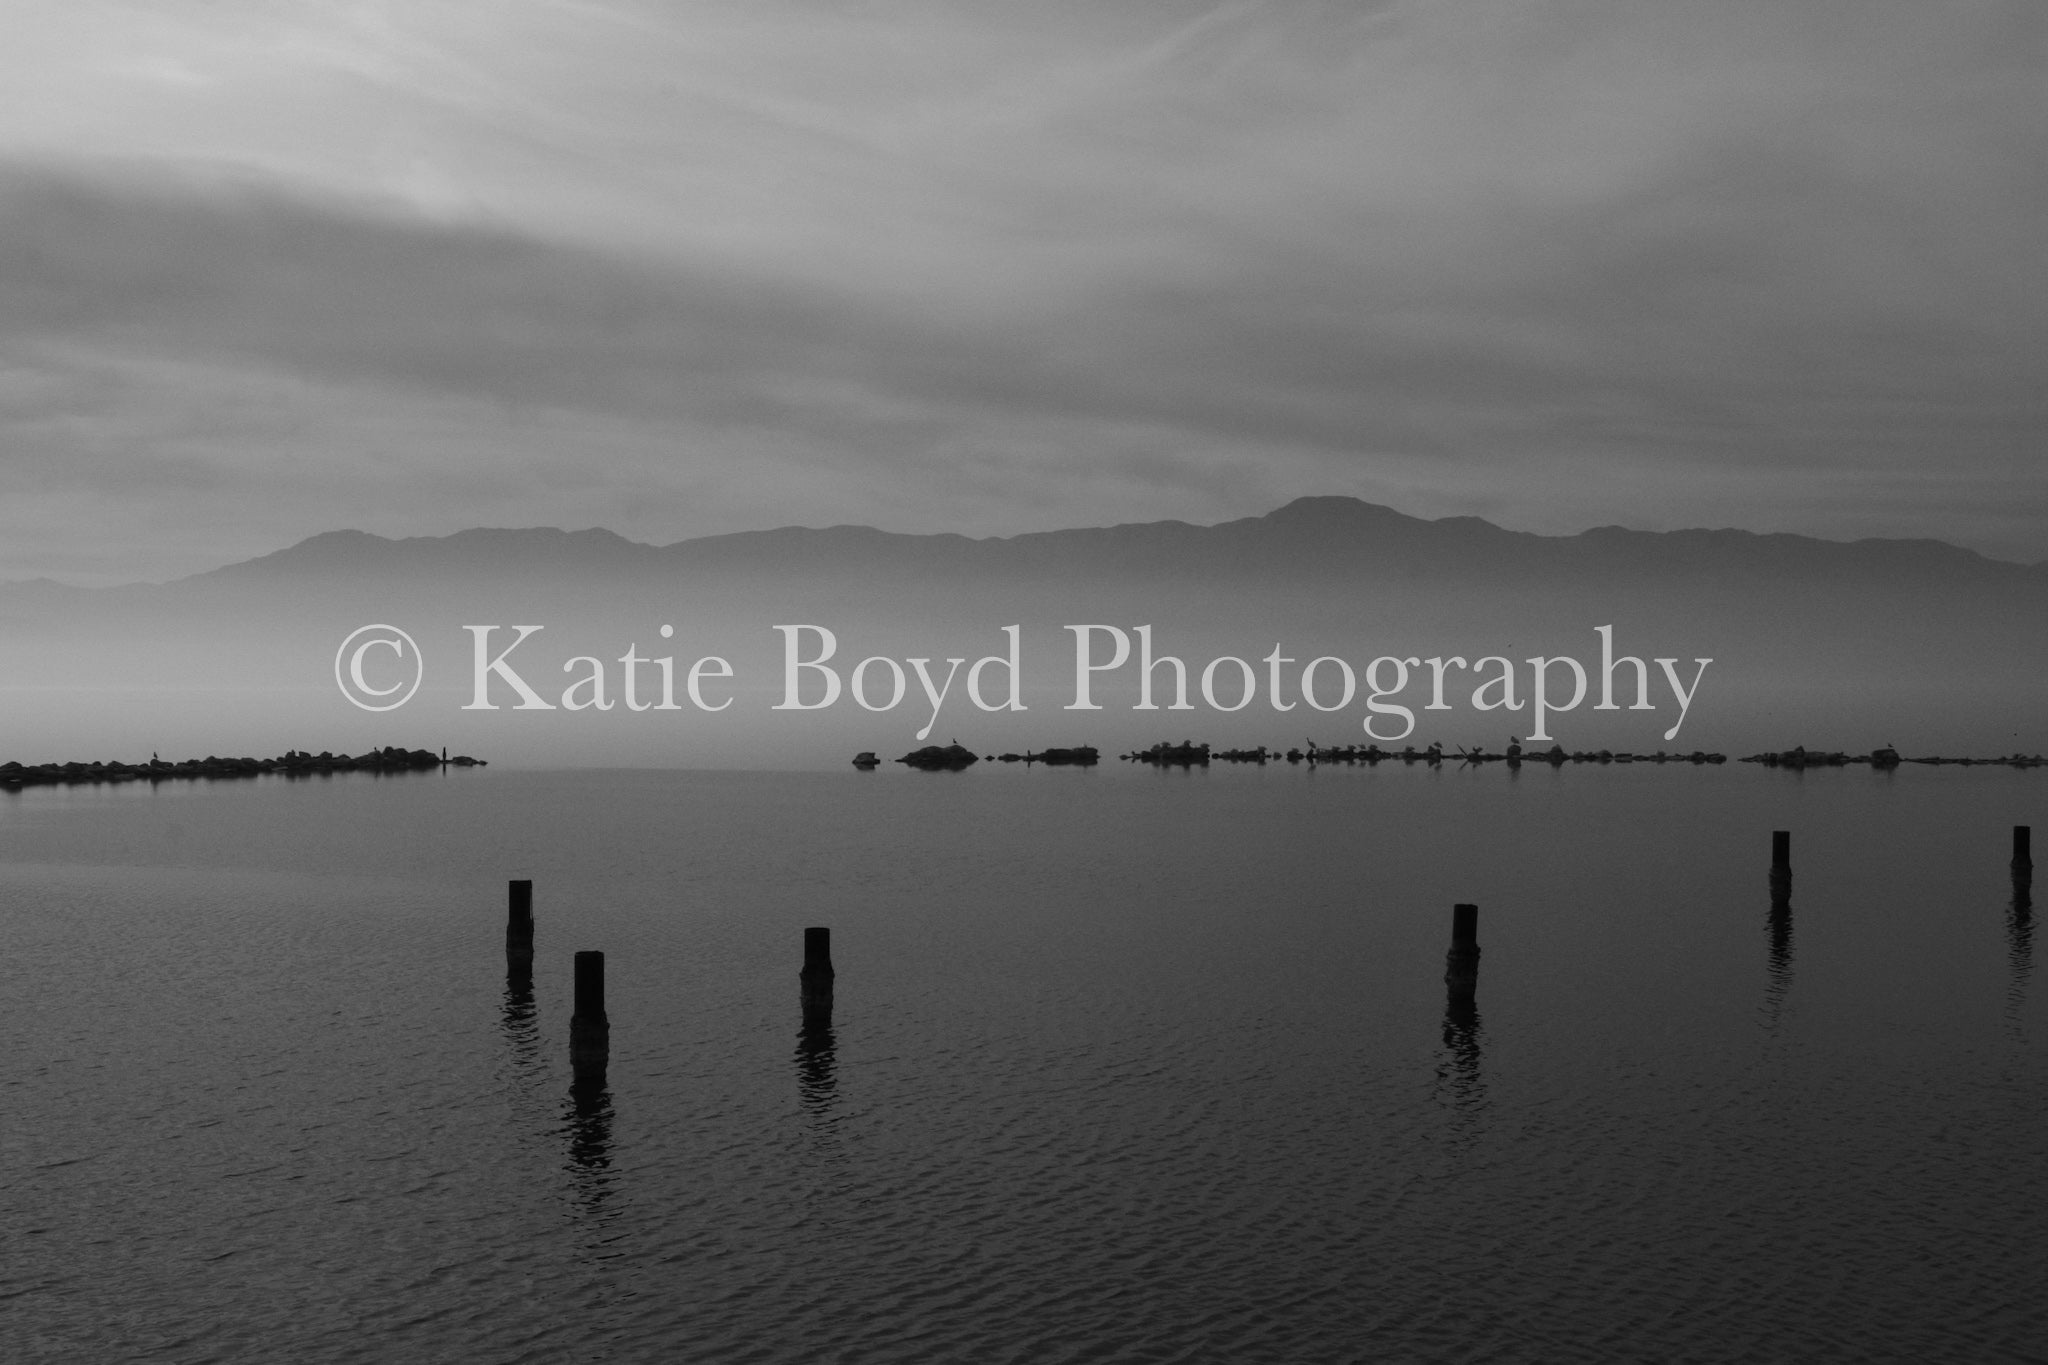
[2,0,2043,583]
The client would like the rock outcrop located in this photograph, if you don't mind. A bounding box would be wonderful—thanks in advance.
[895,743,979,770]
[0,746,485,787]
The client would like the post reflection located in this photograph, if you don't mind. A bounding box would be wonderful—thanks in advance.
[1761,860,1795,1033]
[795,1016,839,1119]
[498,959,619,1244]
[794,992,846,1174]
[1433,998,1487,1135]
[501,962,537,1055]
[2008,867,2033,1026]
[561,1074,619,1229]
[499,963,546,1112]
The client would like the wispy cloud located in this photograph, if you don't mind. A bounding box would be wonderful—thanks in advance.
[1,0,2043,581]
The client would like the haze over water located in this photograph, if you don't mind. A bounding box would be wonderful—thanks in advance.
[4,762,2042,1361]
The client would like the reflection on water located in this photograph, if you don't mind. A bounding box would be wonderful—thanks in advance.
[501,964,537,1056]
[501,955,619,1245]
[565,1077,614,1176]
[562,1075,621,1244]
[795,1002,846,1171]
[2009,869,2033,1030]
[1434,999,1486,1141]
[1763,867,1795,1033]
[796,1018,838,1120]
[6,765,2044,1362]
[499,964,549,1118]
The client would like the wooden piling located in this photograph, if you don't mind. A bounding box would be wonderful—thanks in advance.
[506,879,534,964]
[801,927,835,1021]
[2016,825,2033,871]
[1444,903,1480,1002]
[570,950,609,1074]
[1770,830,1793,903]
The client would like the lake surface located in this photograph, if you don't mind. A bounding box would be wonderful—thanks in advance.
[3,763,2042,1363]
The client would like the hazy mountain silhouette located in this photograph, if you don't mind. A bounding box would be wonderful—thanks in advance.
[3,498,2042,766]
[171,496,2043,591]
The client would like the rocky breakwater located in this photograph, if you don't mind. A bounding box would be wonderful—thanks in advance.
[895,743,980,771]
[0,746,486,788]
[1120,740,1733,767]
[1126,741,1211,767]
[992,747,1099,766]
[864,745,1101,769]
[1742,745,2044,769]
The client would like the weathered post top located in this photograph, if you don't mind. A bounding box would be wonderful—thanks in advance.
[802,926,834,981]
[508,879,534,926]
[2016,825,2033,870]
[1445,902,1481,1003]
[1772,830,1791,869]
[573,950,607,1025]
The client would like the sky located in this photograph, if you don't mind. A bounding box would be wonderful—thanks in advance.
[1,0,2043,584]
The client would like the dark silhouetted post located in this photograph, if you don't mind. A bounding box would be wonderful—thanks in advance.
[1445,903,1480,1003]
[571,950,608,1076]
[1770,830,1792,904]
[796,929,838,1117]
[802,926,835,1022]
[507,879,534,967]
[2018,826,2035,902]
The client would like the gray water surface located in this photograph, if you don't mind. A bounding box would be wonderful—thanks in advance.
[3,764,2042,1362]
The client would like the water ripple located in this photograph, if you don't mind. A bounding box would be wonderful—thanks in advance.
[4,771,2045,1360]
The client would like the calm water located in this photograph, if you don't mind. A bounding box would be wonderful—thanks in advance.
[3,763,2042,1363]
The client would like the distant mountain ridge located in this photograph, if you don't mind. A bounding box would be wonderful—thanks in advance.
[3,496,2040,763]
[174,496,2042,590]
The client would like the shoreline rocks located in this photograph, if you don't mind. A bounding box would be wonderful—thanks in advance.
[867,739,2044,771]
[0,746,485,788]
[895,743,979,771]
[1124,740,1734,766]
[991,747,1099,766]
[1740,745,2044,768]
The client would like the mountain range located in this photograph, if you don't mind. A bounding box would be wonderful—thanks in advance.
[171,495,2048,586]
[3,498,2042,766]
[4,495,2041,595]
